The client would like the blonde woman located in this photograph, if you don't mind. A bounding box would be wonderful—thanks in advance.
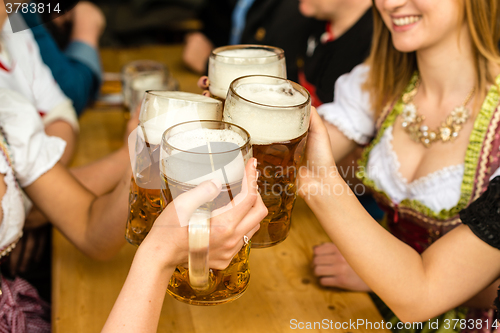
[310,0,500,331]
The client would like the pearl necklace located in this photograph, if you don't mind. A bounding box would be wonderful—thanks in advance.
[401,78,475,148]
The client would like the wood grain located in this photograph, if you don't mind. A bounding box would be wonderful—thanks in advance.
[52,45,389,333]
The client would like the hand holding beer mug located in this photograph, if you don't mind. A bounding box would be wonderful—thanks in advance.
[126,92,223,246]
[160,120,257,305]
[208,45,286,101]
[224,75,311,248]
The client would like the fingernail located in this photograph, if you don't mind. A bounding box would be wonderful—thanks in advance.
[203,78,208,86]
[253,158,257,168]
[211,178,222,190]
[202,91,210,97]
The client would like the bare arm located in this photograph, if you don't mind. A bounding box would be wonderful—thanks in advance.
[70,146,130,196]
[102,159,267,333]
[70,1,105,48]
[24,162,130,260]
[323,121,358,162]
[301,108,500,323]
[45,120,77,165]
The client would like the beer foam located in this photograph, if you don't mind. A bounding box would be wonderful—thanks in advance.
[209,50,286,99]
[168,128,246,150]
[234,82,307,106]
[140,92,222,145]
[131,73,165,90]
[163,128,248,185]
[216,49,279,64]
[224,83,310,144]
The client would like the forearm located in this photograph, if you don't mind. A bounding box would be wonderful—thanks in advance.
[45,120,77,165]
[462,279,500,308]
[71,146,130,195]
[324,121,358,162]
[305,177,428,318]
[102,248,174,333]
[83,170,131,260]
[305,176,500,322]
[26,163,130,260]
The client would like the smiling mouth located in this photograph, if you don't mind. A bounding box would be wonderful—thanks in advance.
[392,16,422,27]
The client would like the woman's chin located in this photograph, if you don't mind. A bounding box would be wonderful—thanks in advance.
[391,39,420,54]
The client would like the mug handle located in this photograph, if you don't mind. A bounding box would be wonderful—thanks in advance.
[188,209,211,290]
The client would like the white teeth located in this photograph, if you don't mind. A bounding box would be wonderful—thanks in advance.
[392,15,421,27]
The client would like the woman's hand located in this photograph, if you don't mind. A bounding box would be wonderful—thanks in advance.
[197,76,212,97]
[312,243,371,291]
[138,157,266,272]
[298,107,340,200]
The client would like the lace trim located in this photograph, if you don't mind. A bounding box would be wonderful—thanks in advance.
[358,73,500,221]
[0,231,22,260]
[319,106,371,145]
[384,126,464,188]
[460,176,500,250]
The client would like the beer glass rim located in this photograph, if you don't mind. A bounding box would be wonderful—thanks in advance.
[210,44,285,61]
[144,90,221,106]
[122,60,168,76]
[162,120,251,155]
[228,74,311,109]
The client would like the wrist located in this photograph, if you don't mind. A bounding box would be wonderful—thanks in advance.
[303,175,350,209]
[134,244,177,276]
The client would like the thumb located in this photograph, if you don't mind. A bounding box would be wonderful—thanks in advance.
[172,179,222,227]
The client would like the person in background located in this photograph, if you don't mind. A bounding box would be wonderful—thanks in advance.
[22,1,105,116]
[183,0,321,82]
[0,7,77,164]
[297,0,383,222]
[310,0,500,331]
[298,0,373,107]
[101,158,267,333]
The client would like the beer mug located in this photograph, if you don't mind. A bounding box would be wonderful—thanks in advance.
[126,92,223,246]
[122,60,166,109]
[208,45,286,101]
[224,75,311,248]
[129,71,178,116]
[160,120,252,305]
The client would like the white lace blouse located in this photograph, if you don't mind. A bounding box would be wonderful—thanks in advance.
[0,89,66,252]
[318,64,500,212]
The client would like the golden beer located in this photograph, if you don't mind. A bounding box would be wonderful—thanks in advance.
[125,142,162,246]
[252,132,307,246]
[125,92,223,246]
[160,120,252,305]
[161,176,249,305]
[125,178,162,243]
[224,75,311,248]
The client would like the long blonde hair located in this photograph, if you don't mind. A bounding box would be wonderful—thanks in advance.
[364,0,500,116]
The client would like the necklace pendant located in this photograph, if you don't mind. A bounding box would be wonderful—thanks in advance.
[400,75,473,148]
[440,126,452,142]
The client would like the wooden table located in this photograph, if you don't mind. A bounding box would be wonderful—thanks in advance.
[52,45,389,333]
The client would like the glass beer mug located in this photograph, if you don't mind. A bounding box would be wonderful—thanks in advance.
[160,120,252,305]
[208,45,286,102]
[122,60,166,110]
[224,75,311,248]
[125,92,223,246]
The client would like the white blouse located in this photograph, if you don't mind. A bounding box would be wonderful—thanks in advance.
[0,89,66,251]
[318,64,499,212]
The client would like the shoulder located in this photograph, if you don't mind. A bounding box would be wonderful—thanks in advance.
[0,89,66,187]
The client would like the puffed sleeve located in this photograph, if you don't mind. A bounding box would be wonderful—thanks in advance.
[0,89,66,187]
[317,64,375,145]
[459,176,500,250]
